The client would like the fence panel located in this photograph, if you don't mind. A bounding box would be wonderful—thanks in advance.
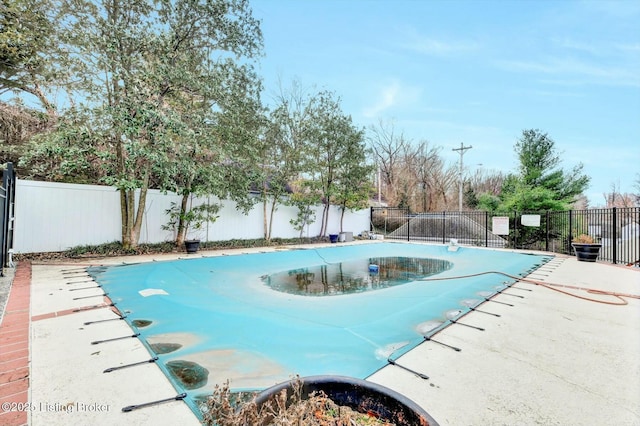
[1,163,16,274]
[371,207,640,266]
[13,179,370,253]
[370,207,410,239]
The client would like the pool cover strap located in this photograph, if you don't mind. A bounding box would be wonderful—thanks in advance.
[449,319,484,331]
[496,290,524,298]
[62,271,89,277]
[485,298,513,306]
[424,336,461,352]
[91,333,140,345]
[73,303,115,313]
[387,358,429,380]
[469,307,500,317]
[69,285,101,291]
[104,356,159,373]
[73,292,108,300]
[510,285,533,292]
[66,279,94,285]
[84,316,126,325]
[121,393,187,412]
[62,267,88,273]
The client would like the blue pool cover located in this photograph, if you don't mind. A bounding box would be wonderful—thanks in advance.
[89,242,552,417]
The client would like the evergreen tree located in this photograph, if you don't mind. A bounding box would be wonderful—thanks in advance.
[494,129,590,212]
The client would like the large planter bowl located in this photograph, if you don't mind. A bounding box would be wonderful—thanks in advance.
[571,243,602,262]
[184,240,201,254]
[253,375,439,426]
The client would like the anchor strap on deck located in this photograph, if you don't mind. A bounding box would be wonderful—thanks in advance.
[387,358,429,380]
[66,279,94,285]
[73,292,108,300]
[69,285,101,291]
[73,303,115,312]
[91,333,140,345]
[449,319,484,331]
[122,393,187,412]
[84,316,126,325]
[104,357,158,373]
[424,336,461,352]
[469,307,500,317]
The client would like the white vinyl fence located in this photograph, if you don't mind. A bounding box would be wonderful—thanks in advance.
[14,179,370,253]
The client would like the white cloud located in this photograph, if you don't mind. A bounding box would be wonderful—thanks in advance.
[496,57,640,87]
[403,38,479,55]
[616,42,640,52]
[554,38,603,56]
[397,26,480,56]
[363,81,420,119]
[362,83,398,118]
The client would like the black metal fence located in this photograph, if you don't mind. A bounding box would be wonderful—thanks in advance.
[1,163,16,275]
[371,207,640,266]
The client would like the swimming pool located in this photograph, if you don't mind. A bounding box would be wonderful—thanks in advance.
[89,242,551,417]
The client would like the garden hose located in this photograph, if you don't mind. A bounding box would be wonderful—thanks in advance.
[419,270,640,306]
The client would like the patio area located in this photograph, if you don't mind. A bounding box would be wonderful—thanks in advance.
[1,242,639,425]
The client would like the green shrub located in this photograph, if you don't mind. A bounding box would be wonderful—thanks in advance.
[16,237,331,261]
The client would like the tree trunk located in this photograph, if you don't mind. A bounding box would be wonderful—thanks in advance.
[122,189,136,249]
[176,174,194,246]
[120,189,131,249]
[176,193,190,246]
[116,135,132,249]
[121,164,150,250]
[262,180,270,241]
[320,199,330,237]
[268,197,278,243]
[130,166,150,248]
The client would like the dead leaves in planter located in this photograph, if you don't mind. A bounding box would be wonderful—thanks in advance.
[202,377,396,426]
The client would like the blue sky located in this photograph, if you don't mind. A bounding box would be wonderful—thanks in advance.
[252,0,640,207]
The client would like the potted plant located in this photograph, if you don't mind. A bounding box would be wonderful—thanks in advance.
[253,376,438,426]
[571,234,602,262]
[163,196,220,253]
[203,375,439,426]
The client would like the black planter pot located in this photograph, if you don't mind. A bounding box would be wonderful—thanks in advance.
[571,243,602,262]
[184,240,201,254]
[253,375,439,426]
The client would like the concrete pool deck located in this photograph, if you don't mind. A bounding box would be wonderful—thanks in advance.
[1,241,639,425]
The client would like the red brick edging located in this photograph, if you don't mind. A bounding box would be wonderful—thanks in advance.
[0,262,31,426]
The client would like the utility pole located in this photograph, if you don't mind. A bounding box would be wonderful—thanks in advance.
[452,142,472,211]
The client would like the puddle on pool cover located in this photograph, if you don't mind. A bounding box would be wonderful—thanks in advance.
[131,319,152,328]
[166,360,209,390]
[263,256,453,296]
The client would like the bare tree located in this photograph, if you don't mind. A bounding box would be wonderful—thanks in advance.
[0,101,53,172]
[403,141,443,212]
[467,168,504,197]
[367,121,463,210]
[432,163,458,210]
[366,119,409,206]
[603,181,637,208]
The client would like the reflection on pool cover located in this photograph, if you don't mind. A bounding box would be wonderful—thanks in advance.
[264,257,453,295]
[89,243,552,419]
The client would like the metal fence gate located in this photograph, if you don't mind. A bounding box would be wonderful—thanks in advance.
[371,207,640,266]
[1,163,16,275]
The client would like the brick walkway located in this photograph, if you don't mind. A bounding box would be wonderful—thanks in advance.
[0,262,30,426]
